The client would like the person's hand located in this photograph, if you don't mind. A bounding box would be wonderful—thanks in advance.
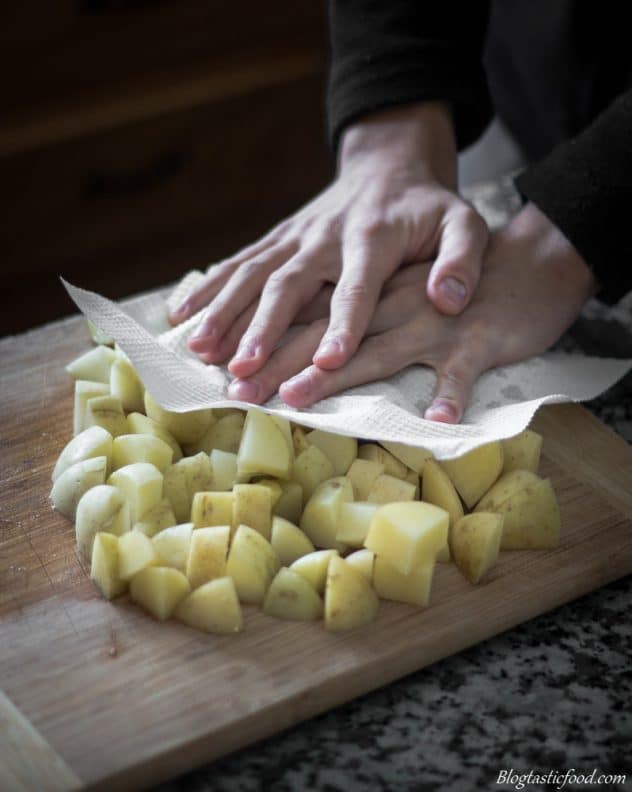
[169,102,488,376]
[226,203,597,422]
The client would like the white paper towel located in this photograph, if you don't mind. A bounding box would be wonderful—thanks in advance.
[63,277,632,459]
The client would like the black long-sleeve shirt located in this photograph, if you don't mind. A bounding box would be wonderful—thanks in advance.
[327,0,632,303]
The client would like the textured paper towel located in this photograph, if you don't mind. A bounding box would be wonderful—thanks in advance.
[63,277,632,459]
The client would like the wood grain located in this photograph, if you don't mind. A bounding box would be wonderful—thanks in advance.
[1,313,631,790]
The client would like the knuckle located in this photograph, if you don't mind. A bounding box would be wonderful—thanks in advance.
[335,280,372,307]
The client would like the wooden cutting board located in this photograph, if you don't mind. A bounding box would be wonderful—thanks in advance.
[1,315,631,792]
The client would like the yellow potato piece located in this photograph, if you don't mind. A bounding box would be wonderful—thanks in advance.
[52,425,113,482]
[367,474,417,504]
[237,409,292,480]
[164,453,214,523]
[263,567,324,621]
[130,566,190,621]
[175,577,243,634]
[108,462,163,524]
[324,556,379,632]
[73,380,109,436]
[66,346,116,384]
[76,484,130,559]
[192,412,245,455]
[475,469,541,513]
[421,459,464,563]
[270,516,315,566]
[344,549,375,581]
[109,357,145,413]
[380,441,433,475]
[152,523,194,572]
[144,392,214,445]
[336,501,379,548]
[50,456,107,520]
[346,459,385,500]
[111,434,173,473]
[440,441,504,509]
[289,549,339,594]
[209,449,238,491]
[118,529,159,581]
[133,497,177,538]
[373,557,434,607]
[450,513,503,584]
[186,525,230,589]
[496,478,561,550]
[357,444,408,479]
[225,524,281,605]
[273,480,304,524]
[85,394,128,438]
[127,412,183,462]
[91,532,127,600]
[292,445,335,501]
[305,429,357,476]
[300,476,353,550]
[232,483,273,540]
[502,429,543,474]
[191,491,234,529]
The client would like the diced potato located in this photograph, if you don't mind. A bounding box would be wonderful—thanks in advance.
[270,516,315,566]
[357,443,408,479]
[209,449,238,491]
[232,483,272,540]
[451,513,503,584]
[344,549,375,581]
[86,319,114,347]
[111,434,173,473]
[163,452,214,523]
[152,523,193,571]
[66,345,117,384]
[109,357,145,413]
[85,395,128,438]
[367,474,417,504]
[237,409,292,480]
[133,498,177,537]
[300,476,353,550]
[108,462,163,524]
[191,491,234,529]
[73,380,109,436]
[404,468,420,499]
[290,549,339,594]
[292,445,335,501]
[495,478,561,550]
[130,566,190,621]
[380,441,433,475]
[336,501,379,548]
[269,415,294,462]
[502,429,543,474]
[186,525,230,589]
[421,459,464,562]
[52,425,112,482]
[225,524,281,605]
[75,484,130,559]
[144,392,214,445]
[440,442,504,509]
[305,429,357,476]
[273,480,304,524]
[324,556,379,632]
[90,532,126,599]
[175,577,243,634]
[365,501,449,575]
[50,456,107,520]
[118,529,158,581]
[373,557,434,607]
[263,567,324,621]
[346,459,384,500]
[127,412,183,463]
[253,478,283,508]
[193,412,245,454]
[292,425,310,456]
[475,469,541,513]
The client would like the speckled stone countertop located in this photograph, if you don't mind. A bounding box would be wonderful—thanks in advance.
[159,180,632,792]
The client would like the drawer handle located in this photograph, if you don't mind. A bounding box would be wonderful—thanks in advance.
[82,150,186,199]
[80,0,169,12]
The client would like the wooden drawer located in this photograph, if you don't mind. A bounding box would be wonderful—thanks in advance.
[0,72,334,335]
[2,2,327,119]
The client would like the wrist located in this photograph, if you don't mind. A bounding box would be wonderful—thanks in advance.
[338,101,457,189]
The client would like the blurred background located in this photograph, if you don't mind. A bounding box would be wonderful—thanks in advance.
[1,2,332,336]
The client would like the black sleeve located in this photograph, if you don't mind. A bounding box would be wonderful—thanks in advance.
[327,0,492,153]
[515,89,632,305]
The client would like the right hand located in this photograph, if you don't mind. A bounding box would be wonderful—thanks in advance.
[169,102,489,378]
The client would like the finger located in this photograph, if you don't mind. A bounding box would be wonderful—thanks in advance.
[227,321,326,404]
[424,349,483,423]
[296,284,334,324]
[281,324,422,407]
[426,205,488,315]
[187,241,297,353]
[313,228,400,369]
[228,247,330,378]
[168,231,287,324]
[196,302,257,365]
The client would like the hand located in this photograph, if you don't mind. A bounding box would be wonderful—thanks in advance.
[169,102,488,376]
[227,203,597,422]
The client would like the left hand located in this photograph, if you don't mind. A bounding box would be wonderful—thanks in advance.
[225,203,598,422]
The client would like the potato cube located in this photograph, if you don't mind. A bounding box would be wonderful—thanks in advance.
[111,434,173,473]
[290,549,339,594]
[325,556,379,632]
[502,429,543,474]
[66,345,117,384]
[344,549,375,581]
[439,441,504,509]
[108,462,163,524]
[75,484,130,559]
[209,449,238,491]
[380,441,433,475]
[496,478,561,550]
[175,577,243,634]
[451,513,503,584]
[130,566,190,621]
[269,415,294,462]
[109,357,144,413]
[273,480,304,524]
[365,501,448,574]
[336,502,379,548]
[292,445,335,502]
[252,478,283,508]
[270,516,315,566]
[52,425,112,482]
[263,567,324,621]
[225,524,281,605]
[73,380,109,436]
[232,483,272,539]
[90,532,127,599]
[163,453,214,523]
[118,529,158,581]
[475,469,541,513]
[191,491,234,529]
[373,557,434,607]
[346,459,385,500]
[144,392,214,445]
[50,456,108,520]
[421,459,464,562]
[367,474,417,504]
[357,443,408,479]
[186,525,230,589]
[192,412,245,454]
[152,523,194,572]
[237,409,292,480]
[292,425,310,456]
[85,395,128,438]
[404,468,420,499]
[134,498,176,537]
[300,476,353,550]
[305,429,357,476]
[127,412,183,462]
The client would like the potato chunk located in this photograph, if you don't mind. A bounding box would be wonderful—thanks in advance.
[152,523,193,572]
[163,453,214,523]
[209,449,238,491]
[451,513,503,584]
[421,459,464,562]
[144,392,214,445]
[73,380,109,436]
[270,516,315,566]
[300,476,353,550]
[133,498,176,537]
[186,525,230,589]
[336,502,379,548]
[130,566,190,621]
[502,429,543,474]
[273,481,304,524]
[305,429,357,476]
[346,459,384,500]
[290,549,339,594]
[85,395,128,438]
[90,532,127,599]
[367,473,417,504]
[380,441,433,475]
[109,357,145,413]
[118,529,158,581]
[175,577,243,634]
[191,491,234,529]
[344,549,375,581]
[237,409,292,480]
[324,556,379,632]
[193,412,244,454]
[475,469,541,513]
[292,445,335,501]
[225,525,281,605]
[357,444,408,479]
[495,478,561,550]
[373,557,434,607]
[439,442,504,509]
[66,345,117,384]
[127,412,183,462]
[232,483,272,540]
[50,456,107,520]
[52,425,112,482]
[263,568,324,621]
[76,484,130,559]
[108,462,163,524]
[111,433,173,473]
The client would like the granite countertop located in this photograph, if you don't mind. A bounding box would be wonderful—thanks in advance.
[159,179,632,792]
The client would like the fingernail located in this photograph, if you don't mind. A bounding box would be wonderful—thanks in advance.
[234,338,260,361]
[172,301,190,319]
[284,373,311,397]
[228,379,260,401]
[439,277,468,308]
[425,399,458,422]
[316,338,341,359]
